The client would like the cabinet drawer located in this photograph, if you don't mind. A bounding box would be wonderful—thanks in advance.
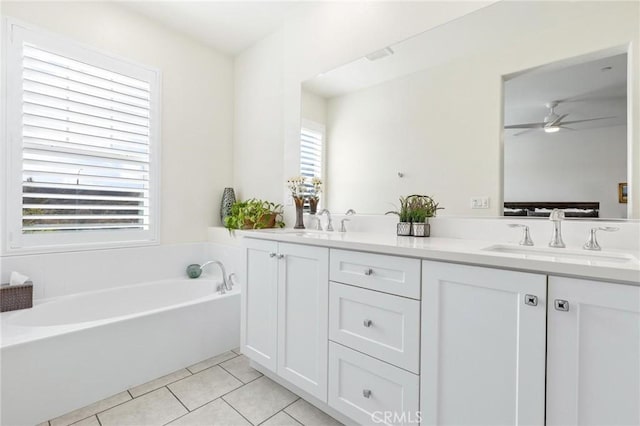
[330,249,420,299]
[329,282,420,373]
[328,342,420,426]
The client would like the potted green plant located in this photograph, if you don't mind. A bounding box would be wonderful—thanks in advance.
[386,196,412,236]
[408,194,443,237]
[224,198,285,231]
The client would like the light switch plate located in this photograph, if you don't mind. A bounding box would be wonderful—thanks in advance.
[471,197,490,209]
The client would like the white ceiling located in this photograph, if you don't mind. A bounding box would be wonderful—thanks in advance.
[120,1,316,55]
[504,52,627,131]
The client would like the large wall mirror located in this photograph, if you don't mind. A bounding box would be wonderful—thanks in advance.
[300,1,638,219]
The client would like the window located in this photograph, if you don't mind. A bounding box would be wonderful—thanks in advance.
[299,119,325,209]
[4,20,160,252]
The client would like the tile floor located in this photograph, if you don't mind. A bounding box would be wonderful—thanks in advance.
[41,349,342,426]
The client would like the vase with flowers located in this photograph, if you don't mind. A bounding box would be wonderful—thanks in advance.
[308,177,323,214]
[287,176,307,229]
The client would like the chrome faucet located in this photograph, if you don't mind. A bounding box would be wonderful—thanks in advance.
[310,215,323,231]
[508,224,534,246]
[186,260,234,294]
[548,209,565,248]
[340,209,356,232]
[583,226,619,251]
[318,209,334,231]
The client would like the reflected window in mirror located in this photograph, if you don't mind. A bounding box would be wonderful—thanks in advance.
[300,119,325,211]
[503,50,628,219]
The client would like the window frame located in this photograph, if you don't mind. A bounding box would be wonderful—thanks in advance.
[2,18,161,255]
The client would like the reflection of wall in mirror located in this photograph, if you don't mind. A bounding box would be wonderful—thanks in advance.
[504,125,627,218]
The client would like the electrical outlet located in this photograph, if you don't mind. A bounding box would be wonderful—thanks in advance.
[471,197,490,209]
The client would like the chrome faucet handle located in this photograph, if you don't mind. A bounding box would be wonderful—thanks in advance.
[508,224,534,246]
[548,209,566,248]
[309,215,322,231]
[345,209,356,216]
[318,209,334,231]
[583,226,619,251]
[340,218,350,233]
[549,208,565,221]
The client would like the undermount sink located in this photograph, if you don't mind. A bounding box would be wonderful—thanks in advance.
[482,244,638,264]
[271,229,333,238]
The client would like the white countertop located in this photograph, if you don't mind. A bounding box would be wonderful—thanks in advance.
[239,229,640,284]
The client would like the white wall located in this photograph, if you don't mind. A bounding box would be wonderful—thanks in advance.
[233,30,284,203]
[301,90,327,126]
[505,125,627,218]
[235,1,640,220]
[1,1,234,245]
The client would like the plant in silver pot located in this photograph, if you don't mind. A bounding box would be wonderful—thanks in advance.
[407,194,443,237]
[386,196,412,236]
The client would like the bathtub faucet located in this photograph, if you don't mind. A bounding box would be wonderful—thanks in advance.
[186,260,234,294]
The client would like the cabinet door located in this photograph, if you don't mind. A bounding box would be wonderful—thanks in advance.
[421,261,546,426]
[277,243,329,401]
[547,276,640,426]
[242,238,278,372]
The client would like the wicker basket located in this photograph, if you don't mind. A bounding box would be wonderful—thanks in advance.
[1,282,33,312]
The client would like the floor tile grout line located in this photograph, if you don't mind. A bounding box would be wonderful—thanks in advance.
[256,397,302,426]
[219,397,256,426]
[218,361,263,385]
[95,414,102,426]
[165,385,191,413]
[53,393,134,426]
[187,377,245,413]
[128,369,194,399]
[187,353,240,374]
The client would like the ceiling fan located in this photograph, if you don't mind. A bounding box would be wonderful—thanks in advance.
[505,101,614,136]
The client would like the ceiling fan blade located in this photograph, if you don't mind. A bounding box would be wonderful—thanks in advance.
[504,122,545,129]
[560,116,616,125]
[549,113,569,126]
[513,128,538,137]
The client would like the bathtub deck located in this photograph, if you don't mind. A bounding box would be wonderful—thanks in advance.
[40,349,342,426]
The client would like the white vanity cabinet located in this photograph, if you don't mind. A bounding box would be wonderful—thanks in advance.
[546,276,640,426]
[420,260,547,426]
[242,233,639,426]
[242,238,329,401]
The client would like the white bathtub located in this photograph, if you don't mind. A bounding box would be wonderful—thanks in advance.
[0,279,240,426]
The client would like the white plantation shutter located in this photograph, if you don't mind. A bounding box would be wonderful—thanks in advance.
[5,21,160,250]
[300,120,325,209]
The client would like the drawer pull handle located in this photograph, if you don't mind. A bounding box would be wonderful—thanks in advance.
[269,252,276,258]
[364,268,374,276]
[276,254,285,259]
[363,319,373,328]
[362,389,372,398]
[555,299,570,312]
[524,294,538,306]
